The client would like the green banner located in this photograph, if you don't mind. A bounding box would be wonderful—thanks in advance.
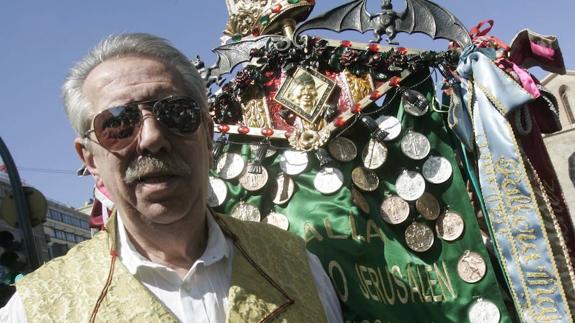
[214,71,513,322]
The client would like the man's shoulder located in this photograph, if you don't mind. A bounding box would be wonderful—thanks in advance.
[17,231,108,287]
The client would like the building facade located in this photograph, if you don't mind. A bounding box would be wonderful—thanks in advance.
[0,173,91,273]
[542,70,575,223]
[43,200,91,259]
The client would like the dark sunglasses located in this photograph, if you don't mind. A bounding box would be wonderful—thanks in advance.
[83,96,202,152]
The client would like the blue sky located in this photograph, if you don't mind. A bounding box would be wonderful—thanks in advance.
[1,0,573,208]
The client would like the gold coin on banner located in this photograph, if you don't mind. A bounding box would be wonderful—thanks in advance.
[405,222,435,252]
[351,167,380,192]
[416,192,441,221]
[328,137,358,162]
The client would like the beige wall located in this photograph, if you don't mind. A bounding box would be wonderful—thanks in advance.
[542,71,575,224]
[543,128,575,218]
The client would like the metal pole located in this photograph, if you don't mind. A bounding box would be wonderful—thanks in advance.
[0,136,40,270]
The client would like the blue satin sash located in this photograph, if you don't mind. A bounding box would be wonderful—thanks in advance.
[455,47,573,322]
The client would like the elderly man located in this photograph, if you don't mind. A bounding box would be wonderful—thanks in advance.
[0,33,342,322]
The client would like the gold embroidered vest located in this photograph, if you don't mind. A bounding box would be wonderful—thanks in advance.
[16,213,328,322]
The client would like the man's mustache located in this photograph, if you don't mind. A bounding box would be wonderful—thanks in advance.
[123,155,192,184]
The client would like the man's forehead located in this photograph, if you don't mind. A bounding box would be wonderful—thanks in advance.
[82,56,188,110]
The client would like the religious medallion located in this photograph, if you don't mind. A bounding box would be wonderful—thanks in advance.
[400,131,431,160]
[216,153,246,180]
[395,170,426,201]
[468,298,501,323]
[457,250,487,283]
[405,222,435,252]
[416,192,441,221]
[436,211,465,241]
[313,167,344,194]
[352,167,380,192]
[362,139,388,170]
[239,165,269,191]
[263,212,290,230]
[208,176,228,208]
[230,201,262,222]
[328,136,358,162]
[422,155,453,184]
[279,150,309,175]
[375,115,402,141]
[380,195,410,225]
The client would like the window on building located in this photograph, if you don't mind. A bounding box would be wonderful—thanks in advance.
[75,235,84,243]
[66,232,75,242]
[61,214,71,225]
[47,209,89,231]
[559,85,575,124]
[54,229,66,241]
[48,209,62,222]
[50,243,68,258]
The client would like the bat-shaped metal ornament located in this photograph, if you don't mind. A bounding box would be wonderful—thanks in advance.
[293,0,471,47]
[205,35,290,84]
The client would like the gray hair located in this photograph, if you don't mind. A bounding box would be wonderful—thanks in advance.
[62,33,208,136]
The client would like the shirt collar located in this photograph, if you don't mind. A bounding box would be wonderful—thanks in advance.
[116,211,231,275]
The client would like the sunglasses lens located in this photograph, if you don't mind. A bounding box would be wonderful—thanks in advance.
[90,97,201,151]
[154,98,201,135]
[93,106,141,151]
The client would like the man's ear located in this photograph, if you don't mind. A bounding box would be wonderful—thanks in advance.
[74,137,101,183]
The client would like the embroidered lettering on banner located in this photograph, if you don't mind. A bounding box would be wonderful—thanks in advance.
[349,262,456,305]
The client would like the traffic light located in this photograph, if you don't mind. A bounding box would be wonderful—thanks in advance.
[0,230,26,284]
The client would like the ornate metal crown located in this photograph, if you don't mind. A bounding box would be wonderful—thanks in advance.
[223,0,315,43]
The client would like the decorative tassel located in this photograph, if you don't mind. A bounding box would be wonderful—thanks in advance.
[314,148,333,167]
[212,135,227,162]
[249,142,268,174]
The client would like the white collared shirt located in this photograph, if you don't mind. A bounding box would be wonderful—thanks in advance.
[117,212,233,323]
[0,213,343,323]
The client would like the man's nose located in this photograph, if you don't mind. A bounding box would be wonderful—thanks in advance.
[136,109,172,155]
